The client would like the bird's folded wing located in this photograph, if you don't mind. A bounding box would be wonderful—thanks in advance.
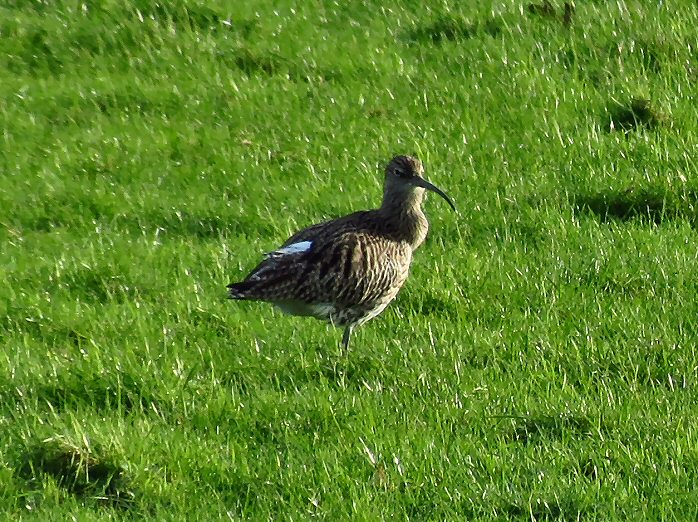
[238,229,409,305]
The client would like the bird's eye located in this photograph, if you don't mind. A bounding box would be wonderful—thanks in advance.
[394,167,409,178]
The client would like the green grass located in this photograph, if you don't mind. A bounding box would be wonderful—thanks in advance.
[2,0,698,519]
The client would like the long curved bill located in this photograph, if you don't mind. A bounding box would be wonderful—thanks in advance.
[414,177,456,211]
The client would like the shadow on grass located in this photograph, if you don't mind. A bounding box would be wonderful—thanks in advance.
[225,47,282,76]
[407,15,502,44]
[19,436,135,509]
[607,98,666,132]
[500,413,600,444]
[5,369,164,416]
[573,188,698,225]
[215,45,345,83]
[527,1,575,27]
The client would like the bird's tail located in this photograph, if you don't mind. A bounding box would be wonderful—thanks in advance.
[226,281,253,299]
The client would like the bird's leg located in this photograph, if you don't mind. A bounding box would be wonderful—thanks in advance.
[341,325,353,352]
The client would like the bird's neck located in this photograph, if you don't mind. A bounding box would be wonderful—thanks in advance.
[379,189,429,250]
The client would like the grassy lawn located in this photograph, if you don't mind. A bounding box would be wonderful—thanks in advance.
[2,0,698,519]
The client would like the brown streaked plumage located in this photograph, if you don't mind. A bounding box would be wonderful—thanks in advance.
[227,155,455,350]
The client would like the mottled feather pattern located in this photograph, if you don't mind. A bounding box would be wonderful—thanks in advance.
[230,212,413,324]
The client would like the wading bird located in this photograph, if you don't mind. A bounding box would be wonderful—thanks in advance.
[227,155,455,350]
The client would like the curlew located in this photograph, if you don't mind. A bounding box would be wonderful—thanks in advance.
[227,155,455,350]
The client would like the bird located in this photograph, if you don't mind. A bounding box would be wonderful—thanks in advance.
[227,155,455,350]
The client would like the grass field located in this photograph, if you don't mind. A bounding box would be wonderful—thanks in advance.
[2,0,698,519]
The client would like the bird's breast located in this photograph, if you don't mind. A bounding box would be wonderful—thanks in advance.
[406,211,429,251]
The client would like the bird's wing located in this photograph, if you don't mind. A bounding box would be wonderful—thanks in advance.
[229,219,409,306]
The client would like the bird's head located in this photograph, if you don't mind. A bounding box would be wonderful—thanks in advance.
[383,155,456,212]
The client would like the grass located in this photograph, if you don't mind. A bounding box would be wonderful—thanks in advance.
[1,0,698,519]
